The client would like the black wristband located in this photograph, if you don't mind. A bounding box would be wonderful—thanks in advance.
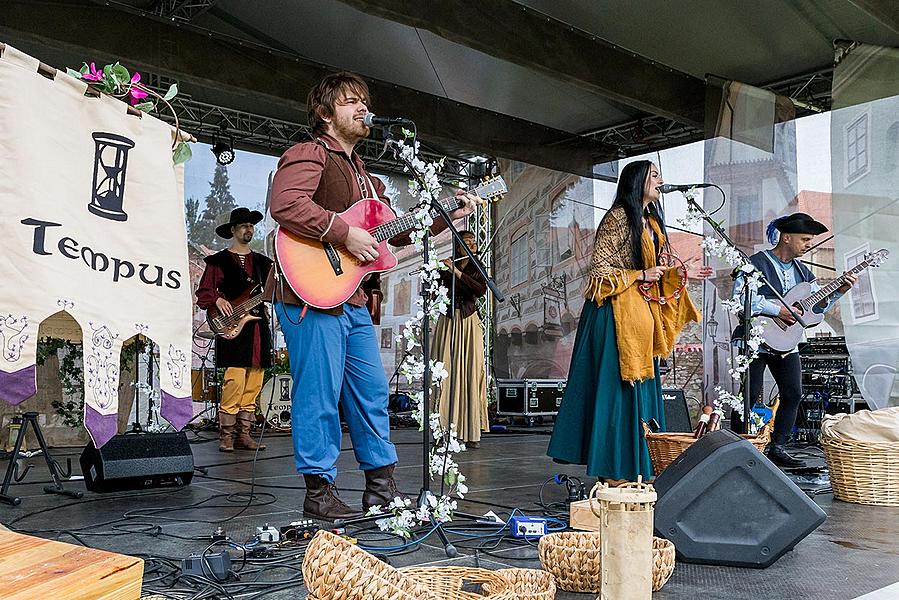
[641,269,645,281]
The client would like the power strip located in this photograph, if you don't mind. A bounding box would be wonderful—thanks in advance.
[510,515,547,538]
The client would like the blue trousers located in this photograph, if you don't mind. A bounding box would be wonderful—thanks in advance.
[275,302,397,482]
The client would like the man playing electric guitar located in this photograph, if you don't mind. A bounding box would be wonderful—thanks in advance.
[731,212,857,468]
[267,72,478,521]
[196,207,273,453]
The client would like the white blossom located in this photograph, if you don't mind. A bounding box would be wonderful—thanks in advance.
[371,137,466,536]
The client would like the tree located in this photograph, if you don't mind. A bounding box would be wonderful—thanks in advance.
[184,196,200,240]
[192,164,238,249]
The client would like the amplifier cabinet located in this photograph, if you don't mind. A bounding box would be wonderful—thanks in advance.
[496,379,565,420]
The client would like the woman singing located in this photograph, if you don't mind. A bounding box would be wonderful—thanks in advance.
[547,160,702,482]
[431,231,489,448]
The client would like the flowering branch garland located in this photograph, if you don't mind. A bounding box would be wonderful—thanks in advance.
[66,61,192,165]
[678,191,765,424]
[365,136,468,538]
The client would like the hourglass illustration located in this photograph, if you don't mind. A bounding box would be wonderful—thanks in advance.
[88,132,135,222]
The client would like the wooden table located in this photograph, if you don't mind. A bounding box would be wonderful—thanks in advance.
[0,530,143,599]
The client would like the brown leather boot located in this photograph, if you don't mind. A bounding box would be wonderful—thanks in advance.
[218,412,236,452]
[362,464,408,511]
[303,474,362,521]
[234,410,266,450]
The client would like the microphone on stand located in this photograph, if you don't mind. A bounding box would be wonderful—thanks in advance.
[362,113,414,127]
[658,183,713,194]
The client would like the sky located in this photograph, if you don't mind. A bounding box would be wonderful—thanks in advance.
[183,142,279,216]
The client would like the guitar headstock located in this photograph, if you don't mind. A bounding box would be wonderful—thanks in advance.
[473,175,508,203]
[866,248,890,268]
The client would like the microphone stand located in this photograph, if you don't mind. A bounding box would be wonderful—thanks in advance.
[682,193,806,429]
[384,135,502,557]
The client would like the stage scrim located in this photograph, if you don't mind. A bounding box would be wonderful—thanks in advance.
[831,42,899,409]
[0,44,194,446]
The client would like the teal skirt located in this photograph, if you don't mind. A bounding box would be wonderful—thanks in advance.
[547,300,666,480]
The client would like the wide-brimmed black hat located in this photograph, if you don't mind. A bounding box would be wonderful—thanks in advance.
[773,212,828,235]
[216,207,263,239]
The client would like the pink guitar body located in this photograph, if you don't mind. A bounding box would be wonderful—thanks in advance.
[275,198,399,309]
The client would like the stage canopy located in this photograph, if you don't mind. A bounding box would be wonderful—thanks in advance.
[1,0,898,176]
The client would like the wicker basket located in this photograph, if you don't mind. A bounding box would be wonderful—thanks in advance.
[399,567,512,599]
[821,434,899,506]
[483,568,556,599]
[538,531,675,593]
[642,421,771,475]
[302,531,431,600]
[652,537,676,591]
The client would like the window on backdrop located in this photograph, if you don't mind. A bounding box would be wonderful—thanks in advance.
[510,232,529,287]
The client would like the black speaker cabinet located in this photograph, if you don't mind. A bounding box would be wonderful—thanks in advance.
[661,388,692,433]
[80,432,195,493]
[653,429,825,568]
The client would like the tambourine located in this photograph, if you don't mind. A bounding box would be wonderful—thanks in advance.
[638,252,688,305]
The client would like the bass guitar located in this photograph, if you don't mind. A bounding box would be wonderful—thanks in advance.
[759,248,888,352]
[206,285,266,340]
[275,176,507,309]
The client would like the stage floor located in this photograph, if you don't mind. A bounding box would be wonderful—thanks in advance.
[1,426,898,599]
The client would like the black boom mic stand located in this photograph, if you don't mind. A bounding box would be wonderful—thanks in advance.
[678,189,806,427]
[385,133,503,557]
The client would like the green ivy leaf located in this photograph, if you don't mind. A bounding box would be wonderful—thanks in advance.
[173,141,193,165]
[66,68,83,79]
[134,101,155,113]
[80,63,90,75]
[112,63,130,88]
[163,83,178,101]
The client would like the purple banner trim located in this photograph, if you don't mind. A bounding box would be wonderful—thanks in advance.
[0,364,37,405]
[160,390,192,430]
[84,404,118,448]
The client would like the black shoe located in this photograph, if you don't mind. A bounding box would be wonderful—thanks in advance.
[767,444,806,469]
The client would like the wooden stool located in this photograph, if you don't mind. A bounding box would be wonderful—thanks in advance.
[0,530,143,599]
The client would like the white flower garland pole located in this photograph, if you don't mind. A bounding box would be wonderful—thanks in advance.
[365,137,468,537]
[689,190,766,422]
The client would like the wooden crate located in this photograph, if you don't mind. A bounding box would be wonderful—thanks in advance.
[0,530,143,600]
[569,498,601,532]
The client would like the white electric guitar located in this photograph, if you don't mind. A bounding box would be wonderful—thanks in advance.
[759,248,889,352]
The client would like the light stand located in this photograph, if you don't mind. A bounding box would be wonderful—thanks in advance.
[681,193,805,429]
[385,135,503,557]
[128,335,145,434]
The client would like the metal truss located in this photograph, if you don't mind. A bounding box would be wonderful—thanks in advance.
[583,68,834,158]
[151,0,216,22]
[142,74,480,184]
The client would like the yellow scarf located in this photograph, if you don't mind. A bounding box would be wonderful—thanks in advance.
[583,206,700,382]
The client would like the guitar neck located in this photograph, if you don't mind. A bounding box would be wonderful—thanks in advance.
[804,260,868,306]
[371,196,461,243]
[228,291,266,316]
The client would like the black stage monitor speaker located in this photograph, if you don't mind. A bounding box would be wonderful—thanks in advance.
[661,388,692,433]
[80,432,195,493]
[653,429,825,568]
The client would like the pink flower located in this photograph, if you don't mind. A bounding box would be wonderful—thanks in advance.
[128,71,149,104]
[82,63,103,82]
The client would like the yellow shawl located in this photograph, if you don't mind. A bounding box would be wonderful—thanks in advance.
[583,206,700,382]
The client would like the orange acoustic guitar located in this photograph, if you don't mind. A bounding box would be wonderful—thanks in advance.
[206,285,266,340]
[275,176,507,309]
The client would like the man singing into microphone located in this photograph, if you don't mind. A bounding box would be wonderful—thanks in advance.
[267,72,478,521]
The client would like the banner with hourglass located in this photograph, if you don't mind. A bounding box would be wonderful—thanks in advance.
[0,43,194,447]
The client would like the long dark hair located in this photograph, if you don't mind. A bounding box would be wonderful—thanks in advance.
[610,160,667,267]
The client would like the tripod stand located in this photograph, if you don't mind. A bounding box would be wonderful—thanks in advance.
[386,136,505,557]
[0,412,83,506]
